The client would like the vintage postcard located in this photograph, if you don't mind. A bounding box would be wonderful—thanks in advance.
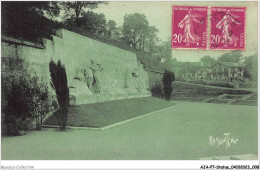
[1,1,259,169]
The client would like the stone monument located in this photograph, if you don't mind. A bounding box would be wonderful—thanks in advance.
[43,29,150,105]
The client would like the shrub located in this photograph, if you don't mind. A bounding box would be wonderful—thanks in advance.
[49,60,69,130]
[151,81,164,98]
[209,82,234,88]
[1,57,51,135]
[30,76,51,130]
[2,76,34,135]
[162,70,175,100]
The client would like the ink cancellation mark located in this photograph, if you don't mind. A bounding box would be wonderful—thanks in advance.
[172,6,208,50]
[210,7,246,50]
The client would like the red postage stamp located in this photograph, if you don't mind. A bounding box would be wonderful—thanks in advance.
[172,6,208,50]
[210,7,246,50]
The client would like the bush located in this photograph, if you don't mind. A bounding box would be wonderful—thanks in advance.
[2,76,34,135]
[209,82,234,88]
[30,76,52,130]
[49,60,69,130]
[162,70,175,100]
[151,81,164,98]
[1,57,51,135]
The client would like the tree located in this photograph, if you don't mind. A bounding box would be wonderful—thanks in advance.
[162,70,175,100]
[243,54,258,80]
[122,13,149,50]
[49,60,69,130]
[1,1,61,43]
[200,55,216,66]
[71,11,107,36]
[218,51,243,62]
[60,1,107,26]
[113,26,123,39]
[157,40,172,62]
[107,20,117,38]
[146,26,159,55]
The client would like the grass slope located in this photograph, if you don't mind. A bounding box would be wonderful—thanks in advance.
[44,97,176,128]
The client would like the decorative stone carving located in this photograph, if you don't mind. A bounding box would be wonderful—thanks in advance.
[70,79,93,96]
[84,66,94,91]
[89,59,103,93]
[75,68,85,82]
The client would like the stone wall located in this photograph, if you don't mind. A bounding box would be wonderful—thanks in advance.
[1,29,151,105]
[1,36,50,84]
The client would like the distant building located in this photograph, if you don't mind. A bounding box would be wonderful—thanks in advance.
[210,62,245,80]
[180,61,245,81]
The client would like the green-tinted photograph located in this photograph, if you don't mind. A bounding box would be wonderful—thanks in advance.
[1,0,258,163]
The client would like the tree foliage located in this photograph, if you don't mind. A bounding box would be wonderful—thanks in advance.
[2,57,51,135]
[122,13,149,50]
[157,40,173,61]
[243,54,258,80]
[146,26,159,55]
[81,11,107,36]
[218,51,243,62]
[122,12,171,62]
[60,1,107,26]
[1,1,61,43]
[107,20,117,38]
[200,55,217,66]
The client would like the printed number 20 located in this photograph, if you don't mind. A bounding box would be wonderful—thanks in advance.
[211,35,221,44]
[173,34,183,43]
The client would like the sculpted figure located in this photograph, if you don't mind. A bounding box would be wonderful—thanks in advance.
[75,68,85,82]
[89,59,103,93]
[84,66,94,90]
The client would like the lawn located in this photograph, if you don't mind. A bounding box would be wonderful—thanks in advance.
[44,97,176,128]
[2,102,257,160]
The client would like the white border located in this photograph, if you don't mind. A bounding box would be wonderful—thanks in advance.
[1,160,259,169]
[0,0,259,169]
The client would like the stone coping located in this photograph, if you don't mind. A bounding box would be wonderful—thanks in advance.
[1,36,45,49]
[69,92,151,105]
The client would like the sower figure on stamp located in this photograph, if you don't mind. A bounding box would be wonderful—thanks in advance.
[178,9,203,46]
[216,9,241,46]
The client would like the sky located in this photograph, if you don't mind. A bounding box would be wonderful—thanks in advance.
[94,1,258,62]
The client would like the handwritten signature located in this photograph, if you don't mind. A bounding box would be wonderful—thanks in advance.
[209,133,238,148]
